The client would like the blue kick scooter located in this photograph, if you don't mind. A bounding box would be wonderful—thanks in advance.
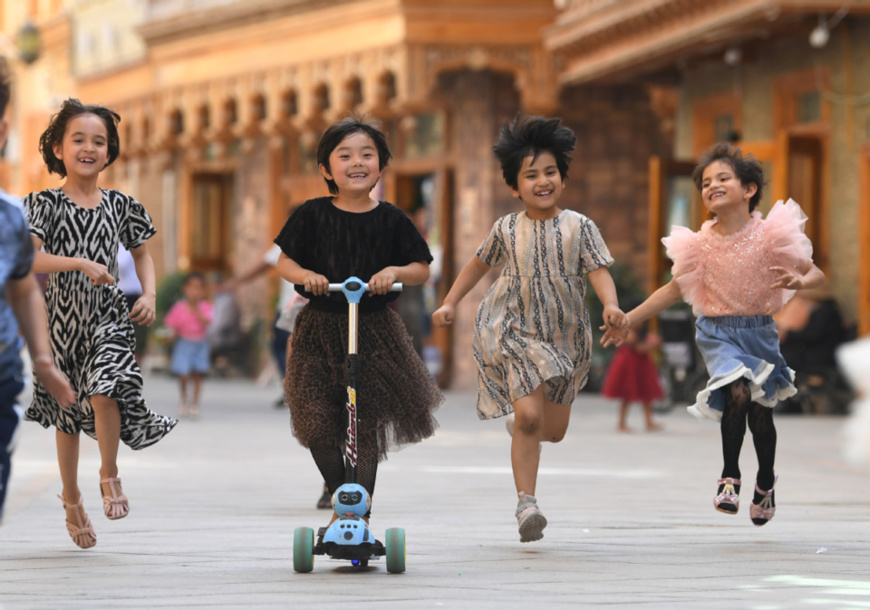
[293,277,406,573]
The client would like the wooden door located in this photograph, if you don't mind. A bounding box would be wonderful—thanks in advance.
[647,156,697,293]
[189,173,233,273]
[860,147,870,336]
[391,169,454,387]
[775,133,826,271]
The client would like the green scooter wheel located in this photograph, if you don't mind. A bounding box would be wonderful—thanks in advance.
[385,527,406,574]
[293,527,314,573]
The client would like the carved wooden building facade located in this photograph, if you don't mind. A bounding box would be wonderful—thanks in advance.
[6,0,671,387]
[548,0,870,335]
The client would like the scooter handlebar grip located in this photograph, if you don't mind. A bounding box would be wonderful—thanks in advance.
[326,282,403,293]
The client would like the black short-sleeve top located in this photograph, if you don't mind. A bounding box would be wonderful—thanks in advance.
[274,197,433,313]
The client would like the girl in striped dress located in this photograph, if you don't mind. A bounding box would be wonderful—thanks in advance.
[433,115,626,542]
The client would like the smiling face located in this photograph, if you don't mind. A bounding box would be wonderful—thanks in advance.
[318,131,382,196]
[52,113,110,180]
[510,150,565,220]
[700,160,757,216]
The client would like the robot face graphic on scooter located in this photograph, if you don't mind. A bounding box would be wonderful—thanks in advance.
[333,483,371,517]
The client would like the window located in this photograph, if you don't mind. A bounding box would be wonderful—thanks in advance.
[797,91,821,124]
[714,114,735,143]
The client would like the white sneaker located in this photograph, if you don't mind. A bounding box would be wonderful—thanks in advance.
[516,492,547,542]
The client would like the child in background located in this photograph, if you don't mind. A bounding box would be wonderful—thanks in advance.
[24,98,177,549]
[603,143,825,526]
[433,114,625,542]
[275,115,442,526]
[164,272,213,418]
[600,309,664,432]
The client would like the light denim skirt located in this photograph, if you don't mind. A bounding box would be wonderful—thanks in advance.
[170,338,211,376]
[689,315,796,421]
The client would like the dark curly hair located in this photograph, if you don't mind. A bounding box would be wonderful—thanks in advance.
[38,98,121,177]
[492,114,576,190]
[692,143,766,212]
[316,113,392,195]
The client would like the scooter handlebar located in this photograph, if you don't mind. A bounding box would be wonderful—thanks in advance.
[327,282,403,293]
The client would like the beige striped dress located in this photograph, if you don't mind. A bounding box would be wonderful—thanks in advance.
[473,209,613,419]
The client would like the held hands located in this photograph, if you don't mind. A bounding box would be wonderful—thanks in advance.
[129,294,157,326]
[79,258,115,287]
[432,304,455,327]
[32,356,76,409]
[599,305,630,348]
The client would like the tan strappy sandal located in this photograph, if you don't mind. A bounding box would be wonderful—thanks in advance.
[100,477,130,520]
[58,494,96,549]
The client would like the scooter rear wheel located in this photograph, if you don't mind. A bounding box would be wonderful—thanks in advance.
[293,527,314,573]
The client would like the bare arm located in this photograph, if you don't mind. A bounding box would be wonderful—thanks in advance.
[222,260,271,291]
[369,261,430,294]
[128,242,157,326]
[7,274,75,407]
[770,259,825,292]
[432,256,491,327]
[587,266,626,329]
[30,235,114,286]
[275,253,327,293]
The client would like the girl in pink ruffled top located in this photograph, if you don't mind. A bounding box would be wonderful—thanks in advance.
[603,143,825,527]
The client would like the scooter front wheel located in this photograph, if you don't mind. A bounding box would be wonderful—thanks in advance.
[293,527,314,573]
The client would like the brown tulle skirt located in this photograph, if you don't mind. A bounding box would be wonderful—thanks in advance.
[285,305,442,461]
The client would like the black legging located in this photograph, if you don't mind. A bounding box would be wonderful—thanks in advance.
[719,378,777,492]
[309,441,379,500]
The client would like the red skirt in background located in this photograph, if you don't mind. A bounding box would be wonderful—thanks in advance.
[600,345,664,403]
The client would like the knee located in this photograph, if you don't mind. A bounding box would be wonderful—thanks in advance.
[514,411,542,436]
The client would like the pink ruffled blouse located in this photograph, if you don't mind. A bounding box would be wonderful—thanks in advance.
[662,199,814,317]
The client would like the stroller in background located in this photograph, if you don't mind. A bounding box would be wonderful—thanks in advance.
[653,309,709,413]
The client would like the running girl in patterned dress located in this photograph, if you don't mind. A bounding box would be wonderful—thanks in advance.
[274,115,442,528]
[23,99,177,549]
[433,115,626,542]
[602,143,825,527]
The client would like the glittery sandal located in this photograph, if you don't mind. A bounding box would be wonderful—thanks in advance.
[714,477,741,514]
[750,475,777,527]
[58,494,96,549]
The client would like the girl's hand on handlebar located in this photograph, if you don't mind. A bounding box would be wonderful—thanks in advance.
[302,271,329,296]
[368,268,398,295]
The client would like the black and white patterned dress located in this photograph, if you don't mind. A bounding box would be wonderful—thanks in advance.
[23,189,177,449]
